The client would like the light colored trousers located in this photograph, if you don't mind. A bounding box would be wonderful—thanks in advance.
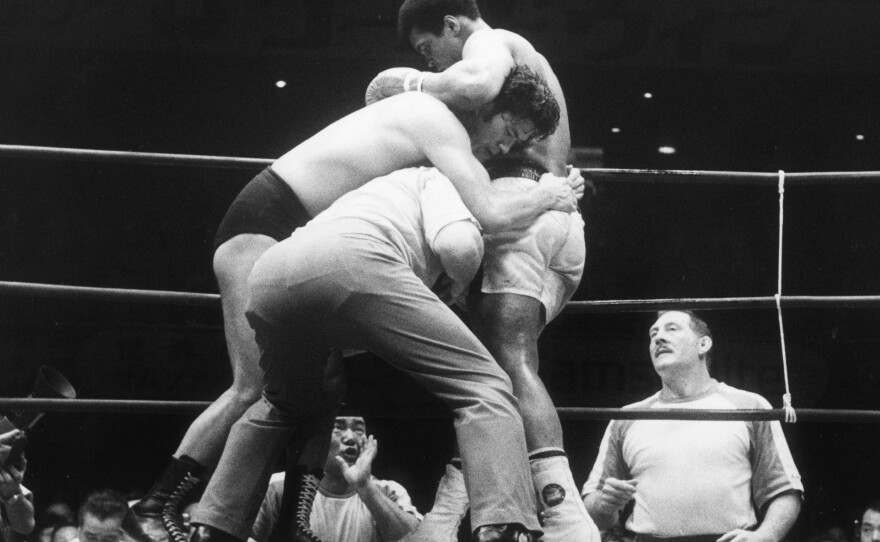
[193,219,539,539]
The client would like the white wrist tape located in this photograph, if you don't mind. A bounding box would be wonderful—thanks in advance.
[403,72,425,93]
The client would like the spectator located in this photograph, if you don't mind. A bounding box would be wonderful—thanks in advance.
[36,501,76,542]
[0,429,35,542]
[71,490,142,542]
[50,523,78,542]
[859,501,880,542]
[582,310,803,542]
[250,415,421,542]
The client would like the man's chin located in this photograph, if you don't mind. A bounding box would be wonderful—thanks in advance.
[342,455,359,465]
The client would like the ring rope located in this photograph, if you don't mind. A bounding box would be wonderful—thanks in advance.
[6,281,880,312]
[2,144,877,426]
[0,281,219,306]
[0,144,272,169]
[0,398,877,422]
[775,170,796,423]
[4,145,880,183]
[5,281,880,312]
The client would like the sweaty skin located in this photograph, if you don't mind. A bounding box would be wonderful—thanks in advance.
[416,26,571,175]
[406,13,586,466]
[272,92,574,233]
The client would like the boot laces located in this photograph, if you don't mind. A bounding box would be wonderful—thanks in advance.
[295,474,322,542]
[162,472,200,542]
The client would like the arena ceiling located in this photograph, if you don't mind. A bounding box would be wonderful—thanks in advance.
[3,0,879,172]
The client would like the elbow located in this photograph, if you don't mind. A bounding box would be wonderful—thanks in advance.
[478,208,511,234]
[473,200,508,234]
[434,222,484,282]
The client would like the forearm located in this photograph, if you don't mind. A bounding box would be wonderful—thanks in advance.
[753,493,801,542]
[420,34,513,111]
[3,495,35,534]
[473,187,555,233]
[583,492,621,532]
[421,69,498,111]
[357,481,420,541]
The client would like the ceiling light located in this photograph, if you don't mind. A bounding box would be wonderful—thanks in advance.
[275,80,287,88]
[658,146,676,154]
[856,134,865,141]
[643,92,653,99]
[611,127,620,133]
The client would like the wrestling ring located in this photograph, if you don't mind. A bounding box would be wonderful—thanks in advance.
[1,142,880,426]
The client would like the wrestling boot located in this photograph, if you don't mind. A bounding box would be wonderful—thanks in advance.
[131,456,206,542]
[531,453,600,542]
[133,455,206,518]
[266,468,323,542]
[401,461,469,542]
[292,473,322,542]
[471,523,536,542]
[190,525,242,542]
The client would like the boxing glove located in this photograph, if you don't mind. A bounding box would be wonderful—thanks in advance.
[364,67,425,105]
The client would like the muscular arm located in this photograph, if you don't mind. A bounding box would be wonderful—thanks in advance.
[420,110,574,232]
[421,30,515,111]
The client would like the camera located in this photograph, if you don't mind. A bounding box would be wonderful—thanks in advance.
[2,432,26,470]
[0,366,76,468]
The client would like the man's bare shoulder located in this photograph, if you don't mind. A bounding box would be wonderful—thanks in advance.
[485,28,538,55]
[375,92,464,132]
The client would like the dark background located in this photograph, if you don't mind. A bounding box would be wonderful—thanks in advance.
[1,1,879,539]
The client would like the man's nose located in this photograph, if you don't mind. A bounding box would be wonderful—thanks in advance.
[340,429,356,442]
[498,141,512,154]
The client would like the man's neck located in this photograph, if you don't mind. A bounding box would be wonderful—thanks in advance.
[660,370,714,401]
[319,473,355,496]
[459,17,490,41]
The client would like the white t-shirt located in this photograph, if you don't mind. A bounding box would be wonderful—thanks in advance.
[582,381,803,537]
[251,473,421,542]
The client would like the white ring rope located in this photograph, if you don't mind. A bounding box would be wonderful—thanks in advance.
[776,170,796,423]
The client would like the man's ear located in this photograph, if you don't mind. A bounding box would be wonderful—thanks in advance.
[443,15,461,36]
[699,336,713,355]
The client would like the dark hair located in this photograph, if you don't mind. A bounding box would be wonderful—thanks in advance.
[78,489,128,525]
[656,310,714,366]
[864,499,880,516]
[484,64,560,141]
[398,0,481,38]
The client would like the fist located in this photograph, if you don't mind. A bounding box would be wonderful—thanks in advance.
[365,67,423,105]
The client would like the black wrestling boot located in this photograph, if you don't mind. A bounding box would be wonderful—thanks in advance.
[190,525,243,542]
[133,456,206,519]
[472,523,537,542]
[268,470,323,542]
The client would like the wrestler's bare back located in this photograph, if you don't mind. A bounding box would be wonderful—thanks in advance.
[481,28,571,174]
[271,92,466,217]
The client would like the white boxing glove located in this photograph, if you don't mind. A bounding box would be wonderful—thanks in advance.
[364,67,425,106]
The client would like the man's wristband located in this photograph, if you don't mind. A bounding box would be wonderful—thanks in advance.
[403,72,425,93]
